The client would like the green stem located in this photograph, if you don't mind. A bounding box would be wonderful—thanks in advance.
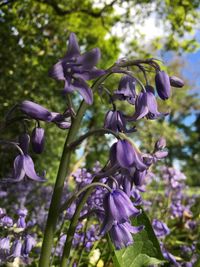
[39,71,114,267]
[67,128,119,150]
[60,166,117,267]
[39,101,87,267]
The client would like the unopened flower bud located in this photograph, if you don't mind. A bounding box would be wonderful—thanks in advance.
[31,127,45,154]
[155,71,171,100]
[20,100,52,122]
[155,137,166,150]
[170,76,184,88]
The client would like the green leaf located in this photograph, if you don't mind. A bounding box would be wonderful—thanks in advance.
[110,210,165,267]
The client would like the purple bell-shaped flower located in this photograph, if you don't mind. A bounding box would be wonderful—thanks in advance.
[31,127,45,154]
[155,71,171,100]
[101,189,140,233]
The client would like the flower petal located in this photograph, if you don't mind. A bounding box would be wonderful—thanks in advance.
[76,48,101,67]
[116,140,135,168]
[23,155,46,182]
[65,32,80,59]
[20,101,52,122]
[71,78,93,105]
[49,60,65,80]
[13,155,25,181]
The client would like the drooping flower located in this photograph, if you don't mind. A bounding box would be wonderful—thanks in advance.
[113,75,136,104]
[132,169,147,187]
[169,76,184,88]
[11,240,22,258]
[51,112,71,129]
[1,216,13,227]
[110,140,147,171]
[101,189,140,233]
[6,134,46,182]
[155,71,171,100]
[20,101,72,128]
[16,209,28,229]
[22,235,36,257]
[109,222,144,250]
[104,110,135,133]
[129,90,167,121]
[31,127,45,154]
[49,32,105,105]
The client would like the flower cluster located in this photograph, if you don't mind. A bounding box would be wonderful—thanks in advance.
[1,32,190,266]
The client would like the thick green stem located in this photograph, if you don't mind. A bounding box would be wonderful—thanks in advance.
[60,186,95,267]
[39,101,87,267]
[39,71,114,266]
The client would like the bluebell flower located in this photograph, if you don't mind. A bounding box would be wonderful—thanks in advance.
[11,240,22,258]
[22,235,36,258]
[1,216,13,227]
[20,100,52,122]
[31,127,45,154]
[104,110,136,133]
[113,75,136,105]
[110,140,147,171]
[152,219,170,237]
[0,237,10,251]
[109,222,144,250]
[155,71,171,100]
[20,101,72,128]
[101,189,140,233]
[130,90,167,121]
[4,134,46,183]
[170,76,184,88]
[49,32,105,104]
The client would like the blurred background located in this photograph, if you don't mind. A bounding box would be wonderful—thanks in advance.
[0,0,200,186]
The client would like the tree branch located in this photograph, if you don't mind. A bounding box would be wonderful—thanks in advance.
[37,0,118,18]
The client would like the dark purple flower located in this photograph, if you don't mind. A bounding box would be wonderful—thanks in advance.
[104,110,133,133]
[170,76,184,88]
[49,32,104,105]
[132,170,147,186]
[153,219,170,237]
[101,189,140,233]
[155,71,171,100]
[51,112,71,129]
[104,110,124,132]
[110,140,147,171]
[31,127,45,154]
[20,101,52,122]
[109,222,144,250]
[130,91,166,121]
[113,75,136,104]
